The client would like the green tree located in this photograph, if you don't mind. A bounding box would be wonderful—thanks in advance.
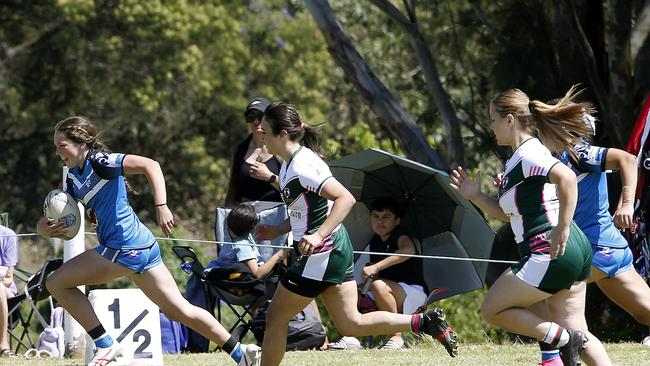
[0,0,340,236]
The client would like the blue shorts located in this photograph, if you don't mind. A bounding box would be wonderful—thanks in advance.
[591,245,634,278]
[96,242,162,274]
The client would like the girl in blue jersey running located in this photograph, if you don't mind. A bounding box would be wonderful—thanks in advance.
[451,87,611,366]
[542,107,650,362]
[256,103,458,366]
[37,116,261,366]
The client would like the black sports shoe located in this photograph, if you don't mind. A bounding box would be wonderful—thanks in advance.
[420,308,459,357]
[559,329,587,366]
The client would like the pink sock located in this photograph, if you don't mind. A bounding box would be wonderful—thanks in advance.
[410,313,422,333]
[539,355,563,366]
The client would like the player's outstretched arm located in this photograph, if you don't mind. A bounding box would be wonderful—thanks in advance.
[122,154,174,235]
[450,167,508,222]
[605,148,637,229]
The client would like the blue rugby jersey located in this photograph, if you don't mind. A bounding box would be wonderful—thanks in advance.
[64,150,156,250]
[559,143,628,248]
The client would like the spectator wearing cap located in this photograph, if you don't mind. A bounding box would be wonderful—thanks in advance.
[225,97,283,207]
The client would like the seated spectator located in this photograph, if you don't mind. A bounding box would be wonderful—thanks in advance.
[218,204,330,348]
[0,225,18,357]
[328,197,428,350]
[184,203,289,352]
[212,203,289,279]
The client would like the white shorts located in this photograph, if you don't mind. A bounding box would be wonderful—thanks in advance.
[369,282,427,314]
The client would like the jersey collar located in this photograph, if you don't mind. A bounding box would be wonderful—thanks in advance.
[512,137,536,155]
[285,145,303,170]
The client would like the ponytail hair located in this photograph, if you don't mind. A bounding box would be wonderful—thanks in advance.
[263,102,324,157]
[300,124,322,157]
[491,85,595,157]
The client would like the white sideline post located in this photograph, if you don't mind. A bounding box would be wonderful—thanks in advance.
[62,166,86,356]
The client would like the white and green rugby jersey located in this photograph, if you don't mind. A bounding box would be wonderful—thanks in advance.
[279,146,338,241]
[498,138,562,243]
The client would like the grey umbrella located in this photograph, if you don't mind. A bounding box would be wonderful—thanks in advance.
[329,148,496,302]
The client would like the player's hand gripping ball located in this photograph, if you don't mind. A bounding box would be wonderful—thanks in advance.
[43,189,81,240]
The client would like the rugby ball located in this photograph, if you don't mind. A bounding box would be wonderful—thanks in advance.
[43,189,81,240]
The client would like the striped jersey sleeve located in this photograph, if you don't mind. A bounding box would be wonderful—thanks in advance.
[297,157,333,195]
[89,150,126,180]
[522,151,559,179]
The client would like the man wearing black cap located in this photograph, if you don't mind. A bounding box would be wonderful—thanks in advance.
[225,97,283,207]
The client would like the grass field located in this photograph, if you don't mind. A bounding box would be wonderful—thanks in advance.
[0,343,648,365]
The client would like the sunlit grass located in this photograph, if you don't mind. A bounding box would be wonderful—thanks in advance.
[0,343,648,365]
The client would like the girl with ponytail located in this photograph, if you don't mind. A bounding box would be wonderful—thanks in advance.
[38,116,261,366]
[256,102,459,365]
[451,87,611,366]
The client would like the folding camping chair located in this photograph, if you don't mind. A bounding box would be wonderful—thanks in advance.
[214,201,289,264]
[213,202,289,333]
[176,201,290,350]
[7,258,63,353]
[172,246,266,341]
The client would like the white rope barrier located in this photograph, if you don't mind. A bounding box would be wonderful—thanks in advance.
[3,232,518,264]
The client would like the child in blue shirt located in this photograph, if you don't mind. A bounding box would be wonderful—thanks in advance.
[213,203,288,279]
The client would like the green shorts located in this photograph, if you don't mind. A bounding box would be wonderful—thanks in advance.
[511,222,592,293]
[283,225,354,296]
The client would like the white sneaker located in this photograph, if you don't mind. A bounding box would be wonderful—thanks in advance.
[237,343,261,366]
[326,336,362,351]
[87,343,123,366]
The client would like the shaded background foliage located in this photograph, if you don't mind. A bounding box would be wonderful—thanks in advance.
[1,0,648,344]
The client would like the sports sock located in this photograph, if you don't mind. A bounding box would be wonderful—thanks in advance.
[410,313,423,333]
[539,341,561,361]
[94,334,114,349]
[223,336,243,363]
[541,322,570,347]
[88,325,114,348]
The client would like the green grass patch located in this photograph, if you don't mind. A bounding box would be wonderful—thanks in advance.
[0,343,648,365]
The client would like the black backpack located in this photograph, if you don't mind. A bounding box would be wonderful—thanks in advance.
[251,300,326,350]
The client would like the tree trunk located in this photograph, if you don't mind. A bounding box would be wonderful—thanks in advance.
[605,0,635,145]
[560,0,608,113]
[634,34,650,100]
[369,0,464,166]
[631,0,650,62]
[559,0,641,146]
[633,1,650,107]
[304,0,448,170]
